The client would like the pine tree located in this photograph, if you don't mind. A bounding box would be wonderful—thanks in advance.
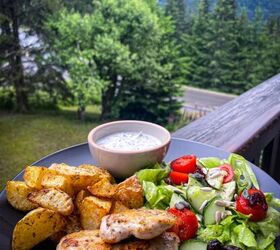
[165,0,188,43]
[248,7,269,86]
[207,0,243,93]
[184,0,213,88]
[261,16,280,80]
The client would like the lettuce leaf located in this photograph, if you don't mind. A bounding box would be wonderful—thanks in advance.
[142,181,172,209]
[197,211,279,250]
[136,164,169,185]
[256,233,276,250]
[249,207,280,238]
[233,224,257,248]
[197,157,222,168]
[228,153,259,193]
[265,193,280,209]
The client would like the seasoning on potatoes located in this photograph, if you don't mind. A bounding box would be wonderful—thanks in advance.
[6,181,38,211]
[110,200,130,214]
[80,196,112,230]
[49,163,101,191]
[12,207,66,250]
[28,188,74,216]
[79,164,115,183]
[23,166,56,189]
[114,175,144,209]
[41,173,74,197]
[87,178,116,198]
[75,189,91,213]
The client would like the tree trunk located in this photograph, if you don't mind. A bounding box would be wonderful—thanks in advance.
[100,75,118,120]
[8,0,29,112]
[77,106,86,120]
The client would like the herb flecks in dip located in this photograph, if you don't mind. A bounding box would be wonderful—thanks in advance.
[96,132,161,151]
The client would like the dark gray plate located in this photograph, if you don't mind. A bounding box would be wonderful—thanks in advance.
[0,138,279,250]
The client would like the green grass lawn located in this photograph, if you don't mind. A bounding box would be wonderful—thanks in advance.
[0,106,101,190]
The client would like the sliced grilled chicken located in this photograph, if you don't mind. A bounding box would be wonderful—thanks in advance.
[57,231,179,250]
[100,208,176,243]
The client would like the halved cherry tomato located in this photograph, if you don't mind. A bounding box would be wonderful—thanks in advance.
[167,208,198,241]
[219,164,234,183]
[170,155,197,174]
[236,188,268,221]
[169,171,189,185]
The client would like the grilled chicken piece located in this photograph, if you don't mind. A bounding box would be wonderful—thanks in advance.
[57,230,111,250]
[114,175,144,209]
[100,208,176,243]
[56,230,179,250]
[57,231,179,250]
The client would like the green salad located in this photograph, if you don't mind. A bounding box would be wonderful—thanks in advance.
[136,153,280,250]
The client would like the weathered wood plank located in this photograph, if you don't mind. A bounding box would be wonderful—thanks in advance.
[173,74,280,154]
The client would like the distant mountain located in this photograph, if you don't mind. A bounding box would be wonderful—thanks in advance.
[159,0,280,20]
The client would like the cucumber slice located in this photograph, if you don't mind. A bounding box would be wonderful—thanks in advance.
[180,239,207,250]
[188,176,203,187]
[187,186,216,213]
[203,196,225,225]
[170,193,185,208]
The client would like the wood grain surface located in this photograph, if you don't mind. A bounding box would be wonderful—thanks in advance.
[173,73,280,154]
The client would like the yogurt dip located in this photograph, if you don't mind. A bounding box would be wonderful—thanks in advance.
[96,131,161,151]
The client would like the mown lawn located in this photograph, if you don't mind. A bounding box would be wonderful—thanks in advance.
[0,106,101,190]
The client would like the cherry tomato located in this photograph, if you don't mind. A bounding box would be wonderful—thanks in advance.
[167,208,198,241]
[236,188,268,221]
[219,164,234,183]
[169,171,189,185]
[170,155,197,174]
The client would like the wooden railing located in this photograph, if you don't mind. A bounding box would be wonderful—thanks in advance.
[173,73,280,183]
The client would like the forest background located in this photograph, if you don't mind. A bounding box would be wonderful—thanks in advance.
[0,0,279,189]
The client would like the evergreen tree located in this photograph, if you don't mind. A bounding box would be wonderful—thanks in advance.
[207,0,244,93]
[165,0,188,42]
[183,0,213,88]
[261,16,280,80]
[234,9,253,90]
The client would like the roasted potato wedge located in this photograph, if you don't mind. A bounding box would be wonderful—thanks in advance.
[28,188,74,216]
[110,201,130,214]
[75,189,91,212]
[50,214,82,243]
[80,196,112,230]
[12,207,66,250]
[79,164,115,183]
[87,178,116,198]
[6,181,38,211]
[57,230,111,250]
[114,175,144,209]
[49,163,101,190]
[41,173,74,197]
[23,166,56,189]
